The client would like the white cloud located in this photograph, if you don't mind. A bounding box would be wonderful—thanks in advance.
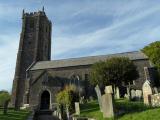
[53,3,160,59]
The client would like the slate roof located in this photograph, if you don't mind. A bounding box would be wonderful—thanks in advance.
[30,51,148,70]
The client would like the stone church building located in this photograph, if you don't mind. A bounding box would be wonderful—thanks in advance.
[11,9,155,110]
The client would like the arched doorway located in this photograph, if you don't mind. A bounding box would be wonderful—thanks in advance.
[40,90,50,110]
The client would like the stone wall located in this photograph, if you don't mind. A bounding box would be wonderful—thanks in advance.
[29,65,95,99]
[29,65,94,108]
[28,59,152,109]
[29,71,62,109]
[11,10,52,108]
[29,59,152,106]
[151,93,160,107]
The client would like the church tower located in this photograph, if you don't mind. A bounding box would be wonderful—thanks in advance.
[11,9,52,109]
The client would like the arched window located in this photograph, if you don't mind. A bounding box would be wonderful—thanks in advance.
[70,74,80,86]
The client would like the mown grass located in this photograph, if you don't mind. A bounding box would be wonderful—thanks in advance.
[80,101,105,120]
[119,108,160,120]
[115,99,150,114]
[79,99,160,120]
[0,108,30,120]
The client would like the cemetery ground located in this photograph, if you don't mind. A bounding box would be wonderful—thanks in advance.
[78,99,160,120]
[0,108,30,120]
[0,99,160,120]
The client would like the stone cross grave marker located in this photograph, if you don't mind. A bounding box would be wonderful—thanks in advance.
[95,85,103,112]
[144,67,153,82]
[143,67,153,105]
[144,67,150,80]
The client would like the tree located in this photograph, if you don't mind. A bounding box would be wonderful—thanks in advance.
[89,57,139,89]
[56,90,71,119]
[0,91,10,106]
[0,90,11,114]
[142,41,160,75]
[56,85,79,120]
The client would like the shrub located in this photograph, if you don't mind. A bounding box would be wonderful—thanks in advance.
[89,57,139,88]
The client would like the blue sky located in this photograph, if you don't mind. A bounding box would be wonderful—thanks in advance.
[0,0,160,91]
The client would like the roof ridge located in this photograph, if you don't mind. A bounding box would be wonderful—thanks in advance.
[39,51,140,63]
[31,51,148,70]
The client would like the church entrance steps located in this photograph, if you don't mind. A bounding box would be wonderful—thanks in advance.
[35,110,53,115]
[33,110,60,120]
[35,115,60,120]
[27,112,34,120]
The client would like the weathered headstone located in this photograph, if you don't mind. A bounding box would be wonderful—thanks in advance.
[102,85,115,118]
[115,87,120,99]
[126,87,131,100]
[142,80,152,105]
[105,85,113,94]
[135,90,142,100]
[150,94,160,107]
[75,102,80,115]
[143,67,153,105]
[124,94,129,99]
[80,96,85,104]
[95,85,102,112]
[131,89,136,99]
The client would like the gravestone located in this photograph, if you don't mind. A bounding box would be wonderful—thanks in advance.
[95,85,102,112]
[135,90,142,100]
[124,94,129,99]
[154,87,158,94]
[143,67,153,105]
[126,87,131,100]
[131,89,136,99]
[102,85,115,118]
[115,87,120,99]
[105,85,113,94]
[150,94,160,107]
[75,102,80,115]
[142,80,152,105]
[80,96,85,104]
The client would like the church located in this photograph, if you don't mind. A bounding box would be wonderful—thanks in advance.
[11,9,155,110]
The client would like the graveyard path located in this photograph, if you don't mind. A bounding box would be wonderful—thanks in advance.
[34,110,60,120]
[36,115,60,120]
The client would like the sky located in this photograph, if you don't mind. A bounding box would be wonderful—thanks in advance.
[0,0,160,91]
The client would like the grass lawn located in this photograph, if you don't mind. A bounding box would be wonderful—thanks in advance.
[0,108,30,120]
[79,99,160,120]
[80,101,105,120]
[119,108,160,120]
